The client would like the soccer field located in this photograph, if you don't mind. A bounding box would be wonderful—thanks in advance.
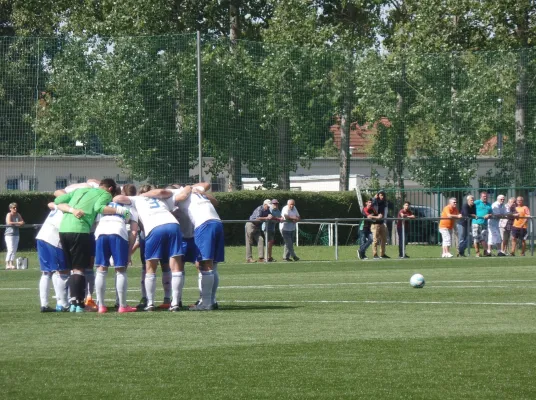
[1,248,535,399]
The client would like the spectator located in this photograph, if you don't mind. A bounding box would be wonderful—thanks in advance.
[371,191,389,259]
[489,195,507,256]
[396,201,415,258]
[358,199,376,260]
[473,192,492,257]
[5,203,24,270]
[457,195,476,257]
[280,199,301,262]
[500,197,517,255]
[439,197,462,258]
[262,199,282,262]
[246,199,273,263]
[511,196,530,257]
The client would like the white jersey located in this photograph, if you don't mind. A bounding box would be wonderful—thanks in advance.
[128,196,178,236]
[171,189,220,230]
[94,203,138,241]
[36,208,64,248]
[490,201,506,228]
[169,196,195,239]
[280,205,300,231]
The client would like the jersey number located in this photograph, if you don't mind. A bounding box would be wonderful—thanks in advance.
[147,198,161,209]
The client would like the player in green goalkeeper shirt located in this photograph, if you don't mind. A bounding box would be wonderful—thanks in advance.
[54,178,130,312]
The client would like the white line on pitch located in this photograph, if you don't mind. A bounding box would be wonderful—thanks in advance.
[228,299,536,307]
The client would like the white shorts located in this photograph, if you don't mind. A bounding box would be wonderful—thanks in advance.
[439,228,452,246]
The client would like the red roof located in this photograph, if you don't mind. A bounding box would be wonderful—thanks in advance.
[330,117,391,157]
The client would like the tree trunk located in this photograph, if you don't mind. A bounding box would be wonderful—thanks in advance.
[393,60,406,202]
[514,49,527,190]
[339,94,351,191]
[277,116,290,190]
[228,152,242,191]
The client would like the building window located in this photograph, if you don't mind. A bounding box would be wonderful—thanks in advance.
[6,178,19,190]
[55,178,68,190]
[6,176,38,191]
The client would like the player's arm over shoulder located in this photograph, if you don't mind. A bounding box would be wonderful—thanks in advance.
[94,190,113,214]
[54,191,73,205]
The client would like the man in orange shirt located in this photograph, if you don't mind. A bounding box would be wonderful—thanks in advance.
[439,197,462,258]
[511,196,530,256]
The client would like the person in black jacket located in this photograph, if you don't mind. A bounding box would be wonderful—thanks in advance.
[371,191,389,259]
[457,195,476,257]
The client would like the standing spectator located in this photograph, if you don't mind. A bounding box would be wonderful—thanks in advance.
[488,195,507,256]
[4,203,24,270]
[511,196,530,257]
[280,199,301,261]
[263,199,282,262]
[246,200,273,263]
[396,201,415,258]
[500,197,517,255]
[457,195,476,257]
[358,199,376,260]
[472,191,492,257]
[439,198,462,258]
[371,191,389,259]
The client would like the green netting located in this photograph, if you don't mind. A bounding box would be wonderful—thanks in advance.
[1,35,536,194]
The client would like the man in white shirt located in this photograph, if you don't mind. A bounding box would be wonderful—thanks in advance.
[488,195,507,256]
[280,199,301,261]
[113,189,188,311]
[93,200,138,313]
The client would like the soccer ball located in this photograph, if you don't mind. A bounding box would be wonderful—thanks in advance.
[410,273,425,288]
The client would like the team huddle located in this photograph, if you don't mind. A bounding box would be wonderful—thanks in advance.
[37,178,223,313]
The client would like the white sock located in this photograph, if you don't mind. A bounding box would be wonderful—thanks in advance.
[171,272,184,307]
[198,272,202,300]
[140,269,147,298]
[86,268,95,298]
[201,271,214,306]
[211,264,219,305]
[145,273,156,306]
[114,273,119,306]
[116,271,127,307]
[53,273,69,307]
[95,270,108,307]
[39,274,51,307]
[162,270,172,299]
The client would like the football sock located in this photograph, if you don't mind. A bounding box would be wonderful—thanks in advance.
[39,273,51,307]
[114,273,119,306]
[116,271,127,307]
[162,269,172,299]
[53,273,69,307]
[85,268,95,298]
[145,273,156,306]
[140,269,147,298]
[211,263,219,305]
[198,272,202,299]
[69,273,86,305]
[200,271,214,306]
[171,272,184,307]
[95,270,108,306]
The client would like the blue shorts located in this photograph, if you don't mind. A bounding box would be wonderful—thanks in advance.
[89,232,96,258]
[195,220,224,262]
[37,239,66,272]
[95,234,129,268]
[145,223,183,261]
[182,237,199,264]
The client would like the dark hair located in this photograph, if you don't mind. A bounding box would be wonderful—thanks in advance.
[122,184,137,196]
[404,201,411,206]
[138,184,153,194]
[99,178,117,194]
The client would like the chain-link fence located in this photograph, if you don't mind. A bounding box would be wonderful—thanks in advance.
[1,35,536,193]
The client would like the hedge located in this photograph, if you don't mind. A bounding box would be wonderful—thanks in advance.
[0,191,363,249]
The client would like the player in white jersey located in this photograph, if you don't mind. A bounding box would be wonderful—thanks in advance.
[145,183,224,311]
[93,198,138,313]
[113,189,186,311]
[37,203,70,312]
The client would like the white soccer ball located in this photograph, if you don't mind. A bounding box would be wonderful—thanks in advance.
[410,273,425,288]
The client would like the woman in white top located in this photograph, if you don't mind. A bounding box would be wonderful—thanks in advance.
[5,202,24,270]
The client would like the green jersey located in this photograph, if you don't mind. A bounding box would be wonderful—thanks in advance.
[55,188,112,233]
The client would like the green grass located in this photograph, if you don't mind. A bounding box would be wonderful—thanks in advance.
[1,247,536,399]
